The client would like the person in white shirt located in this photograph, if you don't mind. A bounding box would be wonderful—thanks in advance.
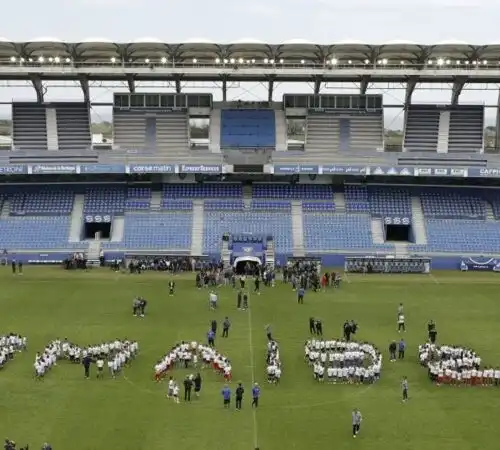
[96,358,104,378]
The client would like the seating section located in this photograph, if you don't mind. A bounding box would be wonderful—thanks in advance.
[162,199,193,211]
[203,211,292,253]
[302,213,392,251]
[55,103,92,150]
[156,112,189,151]
[302,202,335,212]
[369,188,412,217]
[125,187,152,211]
[420,190,485,219]
[413,219,500,253]
[448,106,484,153]
[404,105,440,152]
[251,200,291,211]
[347,113,384,151]
[10,190,74,215]
[120,213,192,249]
[305,114,340,152]
[204,200,244,211]
[112,109,147,149]
[12,103,48,150]
[0,217,72,249]
[221,109,275,148]
[252,184,333,200]
[84,187,125,213]
[163,183,242,198]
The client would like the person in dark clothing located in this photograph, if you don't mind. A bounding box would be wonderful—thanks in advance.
[11,259,16,274]
[343,320,351,341]
[398,339,406,359]
[222,317,231,338]
[194,372,202,397]
[82,355,92,378]
[254,276,260,294]
[237,290,242,310]
[211,319,217,334]
[183,376,193,401]
[428,320,437,343]
[309,317,316,335]
[315,319,323,336]
[139,298,147,317]
[17,261,22,275]
[242,292,248,310]
[235,383,244,410]
[389,340,397,362]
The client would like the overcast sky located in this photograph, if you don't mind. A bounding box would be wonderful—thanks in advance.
[2,0,500,127]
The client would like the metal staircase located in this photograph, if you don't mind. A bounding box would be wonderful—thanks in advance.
[291,200,305,257]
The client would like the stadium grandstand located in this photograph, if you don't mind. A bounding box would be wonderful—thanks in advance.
[1,38,500,269]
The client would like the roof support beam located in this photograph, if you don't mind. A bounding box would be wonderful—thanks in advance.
[222,78,227,102]
[313,76,322,95]
[451,77,467,105]
[126,75,135,93]
[30,75,44,103]
[268,78,274,102]
[79,76,90,104]
[359,76,370,95]
[404,76,418,106]
[175,78,181,93]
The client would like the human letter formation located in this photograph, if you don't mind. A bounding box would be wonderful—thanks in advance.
[419,343,500,386]
[305,339,382,384]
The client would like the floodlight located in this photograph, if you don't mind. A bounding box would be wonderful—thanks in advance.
[483,60,488,65]
[377,60,382,64]
[264,58,269,64]
[28,58,33,62]
[246,60,250,64]
[472,60,477,65]
[10,56,16,63]
[230,58,235,64]
[192,58,197,63]
[20,57,24,63]
[48,57,53,63]
[331,58,337,65]
[110,57,116,63]
[251,59,255,64]
[238,58,243,64]
[456,60,460,65]
[364,59,369,64]
[65,58,71,63]
[348,60,352,64]
[464,60,469,65]
[270,59,275,64]
[215,58,220,63]
[382,59,387,65]
[38,56,44,63]
[445,59,450,65]
[54,56,60,63]
[145,58,150,64]
[300,59,305,64]
[427,60,433,65]
[279,58,284,64]
[400,60,405,65]
[223,59,228,64]
[437,58,444,65]
[161,57,167,64]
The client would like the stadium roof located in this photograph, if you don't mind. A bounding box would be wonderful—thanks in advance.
[2,39,500,64]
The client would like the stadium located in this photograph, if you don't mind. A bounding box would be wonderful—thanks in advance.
[1,38,500,449]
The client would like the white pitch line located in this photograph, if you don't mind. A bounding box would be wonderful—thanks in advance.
[343,272,351,284]
[429,273,440,284]
[247,294,259,450]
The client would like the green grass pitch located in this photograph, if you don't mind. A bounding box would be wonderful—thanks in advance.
[1,267,500,450]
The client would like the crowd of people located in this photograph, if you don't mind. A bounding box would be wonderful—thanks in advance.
[0,334,27,367]
[34,339,139,379]
[419,343,500,386]
[266,340,282,383]
[305,339,382,384]
[154,341,232,383]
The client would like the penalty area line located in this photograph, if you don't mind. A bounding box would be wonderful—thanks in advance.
[247,294,259,450]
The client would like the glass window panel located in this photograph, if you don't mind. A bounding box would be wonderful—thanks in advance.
[176,94,186,108]
[199,95,211,107]
[187,95,198,107]
[115,94,129,108]
[161,95,174,107]
[145,94,159,107]
[351,96,360,109]
[336,95,350,109]
[310,95,320,108]
[296,95,307,108]
[284,95,293,108]
[130,94,144,107]
[358,95,366,109]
